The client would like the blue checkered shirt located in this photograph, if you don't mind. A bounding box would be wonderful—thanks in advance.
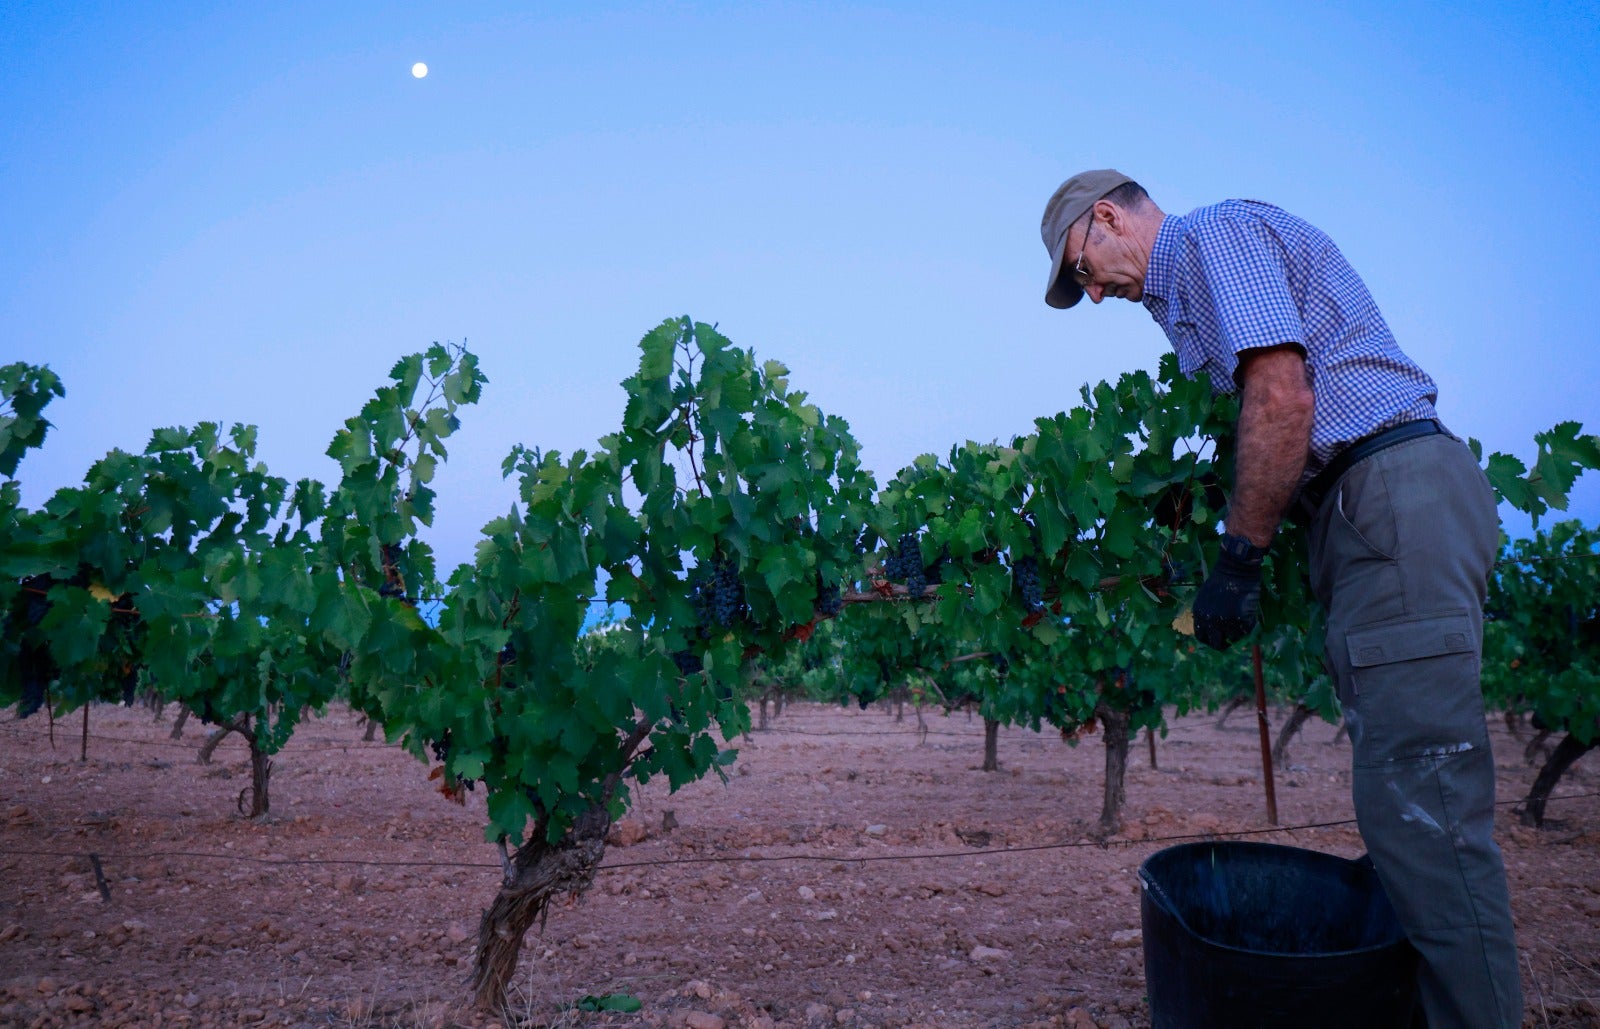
[1142,200,1438,475]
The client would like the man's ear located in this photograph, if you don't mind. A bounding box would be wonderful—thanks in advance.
[1095,200,1122,236]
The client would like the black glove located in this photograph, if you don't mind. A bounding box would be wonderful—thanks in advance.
[1192,533,1266,650]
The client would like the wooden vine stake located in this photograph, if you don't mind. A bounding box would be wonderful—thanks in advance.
[1252,643,1278,825]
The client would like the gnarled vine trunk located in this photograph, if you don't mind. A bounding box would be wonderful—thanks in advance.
[1519,733,1596,827]
[244,744,272,818]
[1214,693,1249,729]
[981,717,1000,772]
[196,713,273,818]
[470,718,652,1012]
[470,804,612,1011]
[1523,727,1554,766]
[1095,698,1131,835]
[197,714,246,764]
[1272,702,1316,766]
[749,659,777,732]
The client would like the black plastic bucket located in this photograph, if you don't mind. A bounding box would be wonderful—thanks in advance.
[1139,841,1419,1028]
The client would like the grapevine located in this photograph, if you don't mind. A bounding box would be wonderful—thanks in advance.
[2,324,1596,1012]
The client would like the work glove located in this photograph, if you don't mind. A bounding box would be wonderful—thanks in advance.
[1192,533,1266,650]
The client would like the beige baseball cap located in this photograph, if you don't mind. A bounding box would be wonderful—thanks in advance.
[1040,169,1133,309]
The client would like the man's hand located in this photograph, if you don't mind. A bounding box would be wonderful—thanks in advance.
[1192,533,1266,649]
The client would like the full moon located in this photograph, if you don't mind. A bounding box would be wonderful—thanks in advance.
[411,62,428,79]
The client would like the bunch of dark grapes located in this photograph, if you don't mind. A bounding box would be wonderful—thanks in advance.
[377,544,415,606]
[815,577,843,617]
[676,551,747,681]
[671,649,703,677]
[709,558,745,625]
[884,533,926,599]
[691,555,746,628]
[11,574,58,719]
[17,655,51,719]
[196,698,222,726]
[18,574,52,628]
[1013,556,1043,610]
[882,533,916,579]
[429,733,480,792]
[689,572,713,627]
[494,642,519,690]
[905,563,926,600]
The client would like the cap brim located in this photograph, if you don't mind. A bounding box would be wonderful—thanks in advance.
[1044,243,1084,309]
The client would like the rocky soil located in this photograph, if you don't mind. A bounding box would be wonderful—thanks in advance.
[1,699,1596,1028]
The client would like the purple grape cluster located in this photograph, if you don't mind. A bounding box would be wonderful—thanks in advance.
[884,532,926,599]
[816,579,843,617]
[671,649,704,677]
[1012,556,1043,610]
[691,555,746,627]
[10,574,58,718]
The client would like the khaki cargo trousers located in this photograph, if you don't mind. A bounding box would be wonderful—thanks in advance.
[1307,432,1523,1029]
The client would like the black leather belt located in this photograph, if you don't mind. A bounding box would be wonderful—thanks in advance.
[1298,418,1446,516]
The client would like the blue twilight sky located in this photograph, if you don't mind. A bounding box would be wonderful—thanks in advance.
[4,1,1597,573]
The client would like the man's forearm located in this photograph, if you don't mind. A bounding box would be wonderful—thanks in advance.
[1228,346,1314,548]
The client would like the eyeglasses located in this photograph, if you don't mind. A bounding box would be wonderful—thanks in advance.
[1071,209,1096,286]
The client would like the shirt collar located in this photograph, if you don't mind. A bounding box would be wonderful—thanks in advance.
[1142,213,1184,306]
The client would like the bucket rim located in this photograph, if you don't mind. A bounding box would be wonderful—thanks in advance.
[1138,840,1411,958]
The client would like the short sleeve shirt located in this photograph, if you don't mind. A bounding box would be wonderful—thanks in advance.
[1141,200,1438,475]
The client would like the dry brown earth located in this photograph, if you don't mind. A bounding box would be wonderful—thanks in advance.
[1,700,1596,1028]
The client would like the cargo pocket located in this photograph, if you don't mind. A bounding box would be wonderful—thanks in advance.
[1312,471,1406,626]
[1331,481,1396,562]
[1345,613,1486,765]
